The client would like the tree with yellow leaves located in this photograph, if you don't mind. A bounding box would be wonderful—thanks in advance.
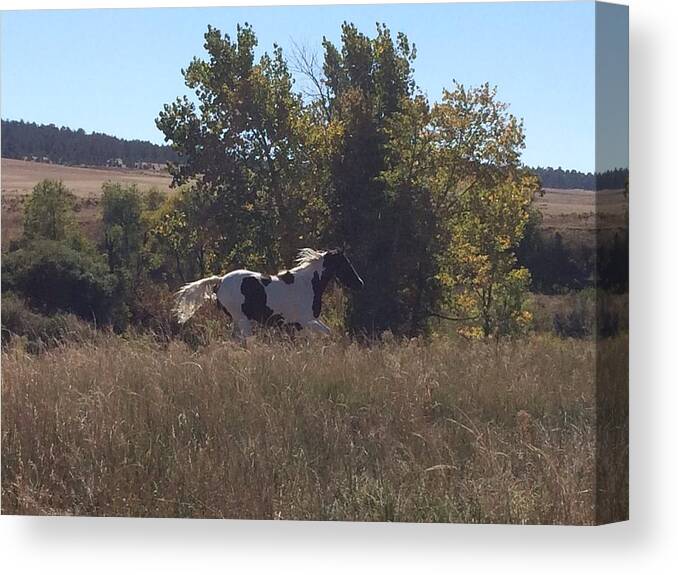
[431,83,540,338]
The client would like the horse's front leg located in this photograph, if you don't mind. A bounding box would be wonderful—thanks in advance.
[305,319,331,336]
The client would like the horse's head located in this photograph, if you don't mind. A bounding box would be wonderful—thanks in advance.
[323,249,364,290]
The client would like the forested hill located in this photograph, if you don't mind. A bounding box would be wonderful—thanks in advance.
[532,166,628,190]
[1,119,178,168]
[1,119,627,189]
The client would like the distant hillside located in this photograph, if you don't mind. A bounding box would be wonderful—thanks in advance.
[532,166,628,190]
[1,119,178,169]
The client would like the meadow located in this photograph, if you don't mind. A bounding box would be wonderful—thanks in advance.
[1,310,627,524]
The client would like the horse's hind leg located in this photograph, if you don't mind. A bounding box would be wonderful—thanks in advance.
[306,319,331,336]
[231,318,253,347]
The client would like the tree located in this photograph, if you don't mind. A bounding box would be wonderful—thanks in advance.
[319,23,426,336]
[440,177,536,338]
[101,183,145,274]
[23,180,77,242]
[156,24,317,270]
[378,95,441,336]
[152,22,541,340]
[430,83,540,338]
[149,184,222,282]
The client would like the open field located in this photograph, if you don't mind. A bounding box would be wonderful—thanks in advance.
[0,332,628,523]
[1,159,173,246]
[534,187,627,246]
[1,159,627,248]
[1,158,173,197]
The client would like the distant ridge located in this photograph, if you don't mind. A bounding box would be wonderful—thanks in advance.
[1,119,628,190]
[532,166,628,191]
[1,119,178,169]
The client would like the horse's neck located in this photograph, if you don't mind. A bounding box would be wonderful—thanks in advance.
[295,259,325,283]
[296,260,333,297]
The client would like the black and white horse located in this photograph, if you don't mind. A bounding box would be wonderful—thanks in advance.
[173,248,364,340]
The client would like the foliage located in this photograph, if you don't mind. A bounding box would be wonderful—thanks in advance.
[1,293,98,352]
[101,183,145,273]
[1,239,119,324]
[377,95,442,336]
[147,184,226,281]
[156,24,321,269]
[22,179,79,242]
[318,23,432,336]
[1,119,627,191]
[4,23,567,341]
[532,166,628,190]
[516,211,591,293]
[441,179,536,338]
[429,83,540,338]
[152,23,541,338]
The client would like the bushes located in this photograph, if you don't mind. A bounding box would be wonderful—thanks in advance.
[530,290,627,339]
[1,239,120,324]
[1,293,97,352]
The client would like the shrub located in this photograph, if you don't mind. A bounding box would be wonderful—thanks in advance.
[550,289,623,339]
[1,239,120,324]
[1,293,98,352]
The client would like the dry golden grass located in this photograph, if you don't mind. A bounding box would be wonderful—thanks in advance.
[1,333,627,524]
[1,159,172,198]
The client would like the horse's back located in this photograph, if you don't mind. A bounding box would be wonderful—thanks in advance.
[216,268,310,325]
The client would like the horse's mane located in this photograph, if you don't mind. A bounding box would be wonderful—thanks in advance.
[294,248,325,267]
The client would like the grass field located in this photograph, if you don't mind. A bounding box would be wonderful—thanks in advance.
[0,331,628,523]
[1,159,172,246]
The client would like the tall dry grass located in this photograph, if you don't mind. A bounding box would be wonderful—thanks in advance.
[1,333,626,524]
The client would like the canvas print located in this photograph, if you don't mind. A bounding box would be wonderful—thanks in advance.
[0,1,628,524]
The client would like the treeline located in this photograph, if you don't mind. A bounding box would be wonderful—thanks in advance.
[533,166,628,190]
[0,119,178,167]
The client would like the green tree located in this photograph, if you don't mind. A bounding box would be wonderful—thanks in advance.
[101,183,145,273]
[156,24,317,270]
[23,180,77,242]
[378,95,441,336]
[1,239,118,323]
[153,22,540,339]
[149,185,222,281]
[320,23,427,336]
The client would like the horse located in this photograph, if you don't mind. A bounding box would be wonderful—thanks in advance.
[173,248,364,341]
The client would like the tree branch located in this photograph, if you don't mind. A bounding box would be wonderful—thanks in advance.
[425,309,479,322]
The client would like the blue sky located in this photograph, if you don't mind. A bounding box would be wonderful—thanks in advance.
[1,2,626,172]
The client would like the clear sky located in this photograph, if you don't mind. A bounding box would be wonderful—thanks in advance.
[1,2,626,172]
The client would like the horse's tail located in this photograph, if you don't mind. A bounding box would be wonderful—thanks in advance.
[173,275,223,324]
